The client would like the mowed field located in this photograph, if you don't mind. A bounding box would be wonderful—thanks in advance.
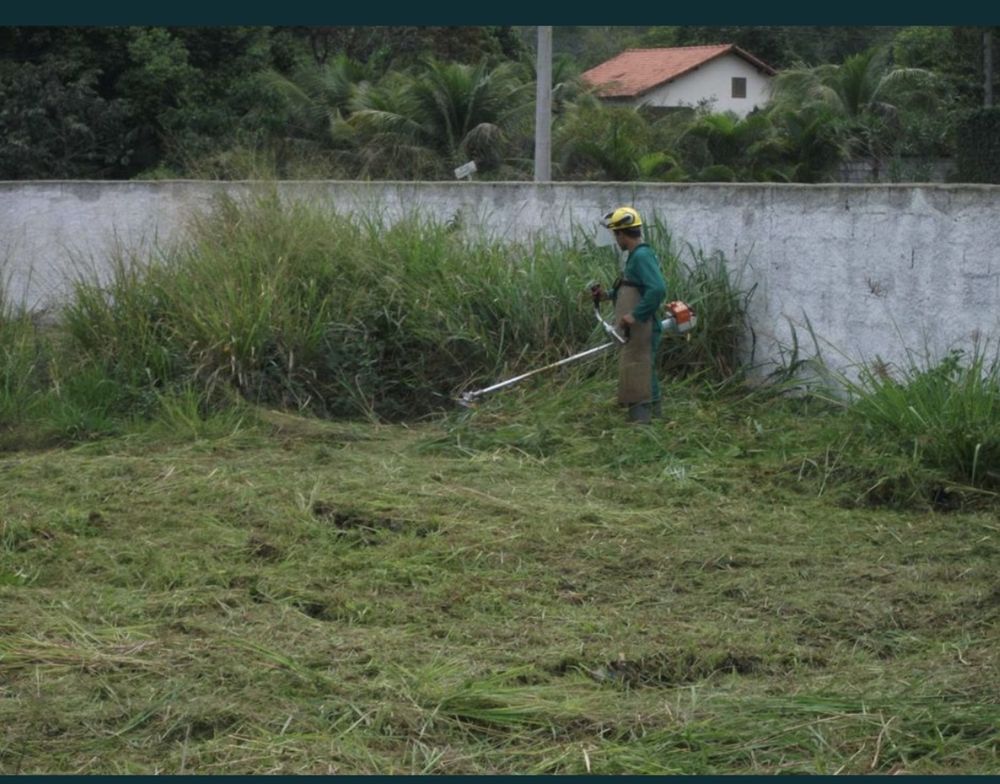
[2,379,997,774]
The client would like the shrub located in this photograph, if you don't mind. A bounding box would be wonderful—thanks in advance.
[955,107,1000,183]
[846,344,1000,490]
[55,192,754,423]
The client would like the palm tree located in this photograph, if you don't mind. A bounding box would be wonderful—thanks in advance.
[253,55,372,174]
[553,104,654,180]
[674,111,787,181]
[768,105,853,182]
[257,56,371,138]
[515,50,591,115]
[347,59,534,179]
[768,46,941,170]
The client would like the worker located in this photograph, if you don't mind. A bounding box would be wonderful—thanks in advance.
[591,206,667,424]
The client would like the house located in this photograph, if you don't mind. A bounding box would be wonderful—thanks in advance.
[581,44,777,117]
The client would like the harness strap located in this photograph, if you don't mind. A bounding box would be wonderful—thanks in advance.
[614,276,644,292]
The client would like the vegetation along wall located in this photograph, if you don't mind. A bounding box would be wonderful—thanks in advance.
[2,180,999,377]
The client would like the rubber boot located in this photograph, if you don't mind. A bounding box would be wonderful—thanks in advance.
[627,402,652,425]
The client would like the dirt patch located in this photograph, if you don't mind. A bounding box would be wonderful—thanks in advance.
[312,502,405,532]
[292,598,329,620]
[245,533,282,562]
[310,501,436,544]
[162,714,240,742]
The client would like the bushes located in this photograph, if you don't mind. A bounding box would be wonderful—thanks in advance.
[955,107,1000,183]
[2,194,752,433]
[6,193,1000,506]
[0,309,40,427]
[55,193,725,420]
[845,345,1000,490]
[644,222,753,383]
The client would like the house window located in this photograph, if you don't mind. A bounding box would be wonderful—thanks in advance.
[731,77,747,99]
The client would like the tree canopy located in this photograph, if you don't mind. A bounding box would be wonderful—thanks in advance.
[0,26,995,182]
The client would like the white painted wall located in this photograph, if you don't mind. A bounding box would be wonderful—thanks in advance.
[638,54,772,116]
[2,180,999,381]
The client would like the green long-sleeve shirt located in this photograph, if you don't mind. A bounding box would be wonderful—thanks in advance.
[611,243,667,332]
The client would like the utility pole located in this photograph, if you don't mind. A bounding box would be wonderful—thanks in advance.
[534,25,552,182]
[985,29,994,108]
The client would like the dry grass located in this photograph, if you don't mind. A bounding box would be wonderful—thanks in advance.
[2,380,998,774]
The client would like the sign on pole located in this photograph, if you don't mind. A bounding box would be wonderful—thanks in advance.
[454,161,477,180]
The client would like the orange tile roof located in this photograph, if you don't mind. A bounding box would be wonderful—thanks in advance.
[581,44,776,98]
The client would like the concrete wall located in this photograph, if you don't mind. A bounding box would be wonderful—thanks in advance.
[838,158,957,184]
[3,180,1000,377]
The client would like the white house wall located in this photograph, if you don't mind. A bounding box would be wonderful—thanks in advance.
[638,55,772,116]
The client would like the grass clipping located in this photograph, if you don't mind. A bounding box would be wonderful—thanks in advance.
[1,378,999,774]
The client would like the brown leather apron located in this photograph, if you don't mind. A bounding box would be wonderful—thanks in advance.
[613,282,652,404]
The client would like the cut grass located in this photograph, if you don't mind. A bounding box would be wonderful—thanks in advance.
[2,379,998,774]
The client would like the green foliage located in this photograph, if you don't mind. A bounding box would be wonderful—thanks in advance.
[0,26,989,181]
[0,60,134,178]
[547,26,647,70]
[893,26,999,109]
[57,194,608,420]
[955,107,1000,183]
[17,195,752,431]
[648,226,754,382]
[555,106,654,180]
[258,55,369,144]
[0,26,296,178]
[34,364,128,441]
[892,26,957,71]
[552,97,848,185]
[348,59,534,178]
[62,253,179,391]
[119,28,197,119]
[146,382,255,442]
[636,151,686,182]
[843,345,1000,490]
[293,27,526,71]
[767,105,851,182]
[647,26,899,69]
[4,385,996,773]
[675,112,784,181]
[510,47,590,126]
[642,26,796,69]
[768,45,945,164]
[137,28,291,174]
[0,306,42,428]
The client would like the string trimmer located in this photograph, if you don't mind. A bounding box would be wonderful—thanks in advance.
[456,300,695,408]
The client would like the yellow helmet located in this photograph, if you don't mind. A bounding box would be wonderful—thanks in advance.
[602,206,643,231]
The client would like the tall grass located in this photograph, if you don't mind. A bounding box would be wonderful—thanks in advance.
[645,219,754,383]
[0,266,71,447]
[840,343,1000,491]
[0,300,41,429]
[55,192,751,423]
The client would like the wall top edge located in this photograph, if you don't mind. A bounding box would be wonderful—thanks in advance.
[3,179,1000,191]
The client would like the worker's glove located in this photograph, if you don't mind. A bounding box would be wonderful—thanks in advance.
[589,282,605,306]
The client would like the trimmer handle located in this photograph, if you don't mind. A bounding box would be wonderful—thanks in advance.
[593,303,627,344]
